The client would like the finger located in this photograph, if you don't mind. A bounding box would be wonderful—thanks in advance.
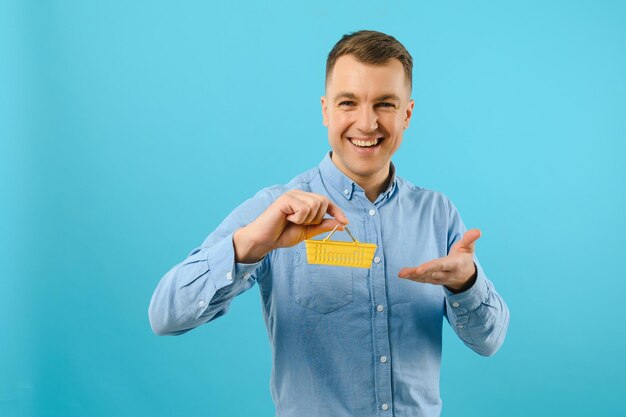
[398,257,456,279]
[302,198,322,224]
[398,268,439,284]
[398,266,453,285]
[310,200,329,226]
[304,218,344,239]
[325,200,349,225]
[284,197,311,225]
[451,228,481,254]
[422,270,449,285]
[290,192,329,224]
[462,229,481,248]
[400,259,441,277]
[398,264,431,279]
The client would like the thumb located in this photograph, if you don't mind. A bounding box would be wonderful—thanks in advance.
[304,218,344,240]
[451,228,481,254]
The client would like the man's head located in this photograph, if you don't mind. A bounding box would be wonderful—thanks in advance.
[322,30,415,190]
[325,30,413,91]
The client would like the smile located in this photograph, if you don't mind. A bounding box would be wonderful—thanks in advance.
[348,137,383,148]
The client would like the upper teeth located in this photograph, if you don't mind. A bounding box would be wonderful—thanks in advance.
[350,138,379,147]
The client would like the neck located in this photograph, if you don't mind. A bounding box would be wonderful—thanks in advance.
[360,171,391,202]
[331,154,392,203]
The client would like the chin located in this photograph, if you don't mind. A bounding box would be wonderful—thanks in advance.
[347,162,384,178]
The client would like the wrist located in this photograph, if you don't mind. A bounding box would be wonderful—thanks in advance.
[233,226,272,263]
[445,263,478,294]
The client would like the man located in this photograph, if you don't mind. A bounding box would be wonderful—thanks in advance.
[149,30,509,417]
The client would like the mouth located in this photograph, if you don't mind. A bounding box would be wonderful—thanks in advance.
[347,136,384,149]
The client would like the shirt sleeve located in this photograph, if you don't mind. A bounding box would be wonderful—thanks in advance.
[148,190,274,336]
[442,197,510,356]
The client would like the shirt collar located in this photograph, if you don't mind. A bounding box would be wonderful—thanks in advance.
[318,152,398,203]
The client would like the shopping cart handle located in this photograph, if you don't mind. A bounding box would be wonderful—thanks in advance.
[322,224,360,244]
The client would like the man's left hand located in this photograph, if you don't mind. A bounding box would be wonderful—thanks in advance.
[398,229,481,293]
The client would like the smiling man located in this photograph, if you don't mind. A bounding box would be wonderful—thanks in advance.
[149,30,509,417]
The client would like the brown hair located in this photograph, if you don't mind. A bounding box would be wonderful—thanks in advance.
[325,30,413,89]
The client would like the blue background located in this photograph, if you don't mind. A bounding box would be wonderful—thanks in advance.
[2,1,625,416]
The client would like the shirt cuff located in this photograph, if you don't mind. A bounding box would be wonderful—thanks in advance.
[206,232,237,291]
[235,259,264,281]
[443,268,489,312]
[206,232,265,291]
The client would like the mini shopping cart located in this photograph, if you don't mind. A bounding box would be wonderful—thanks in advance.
[304,224,377,268]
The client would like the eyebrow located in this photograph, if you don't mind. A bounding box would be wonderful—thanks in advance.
[376,94,401,102]
[333,92,401,102]
[334,92,358,102]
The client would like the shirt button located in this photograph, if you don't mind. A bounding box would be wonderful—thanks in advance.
[452,302,460,308]
[369,209,376,216]
[380,355,388,363]
[381,403,389,411]
[343,189,349,195]
[376,305,384,312]
[226,271,233,281]
[198,300,205,307]
[457,324,464,329]
[374,256,381,263]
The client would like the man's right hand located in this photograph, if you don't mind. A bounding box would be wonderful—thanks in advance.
[233,190,349,263]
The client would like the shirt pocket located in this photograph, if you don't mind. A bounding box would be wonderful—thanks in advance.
[293,248,354,314]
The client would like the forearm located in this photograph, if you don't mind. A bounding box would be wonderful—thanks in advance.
[233,225,273,264]
[148,234,262,335]
[148,189,275,335]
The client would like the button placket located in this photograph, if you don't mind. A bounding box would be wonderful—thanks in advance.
[365,201,393,416]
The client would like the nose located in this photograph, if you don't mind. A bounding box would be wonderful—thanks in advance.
[355,106,378,133]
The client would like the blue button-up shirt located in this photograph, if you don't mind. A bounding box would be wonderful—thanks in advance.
[149,153,509,417]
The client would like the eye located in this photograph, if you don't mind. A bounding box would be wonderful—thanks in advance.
[376,102,396,109]
[338,101,356,107]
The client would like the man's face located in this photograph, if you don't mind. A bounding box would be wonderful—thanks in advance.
[321,54,414,184]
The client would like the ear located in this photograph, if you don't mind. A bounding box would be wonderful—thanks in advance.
[403,99,415,129]
[321,96,329,127]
